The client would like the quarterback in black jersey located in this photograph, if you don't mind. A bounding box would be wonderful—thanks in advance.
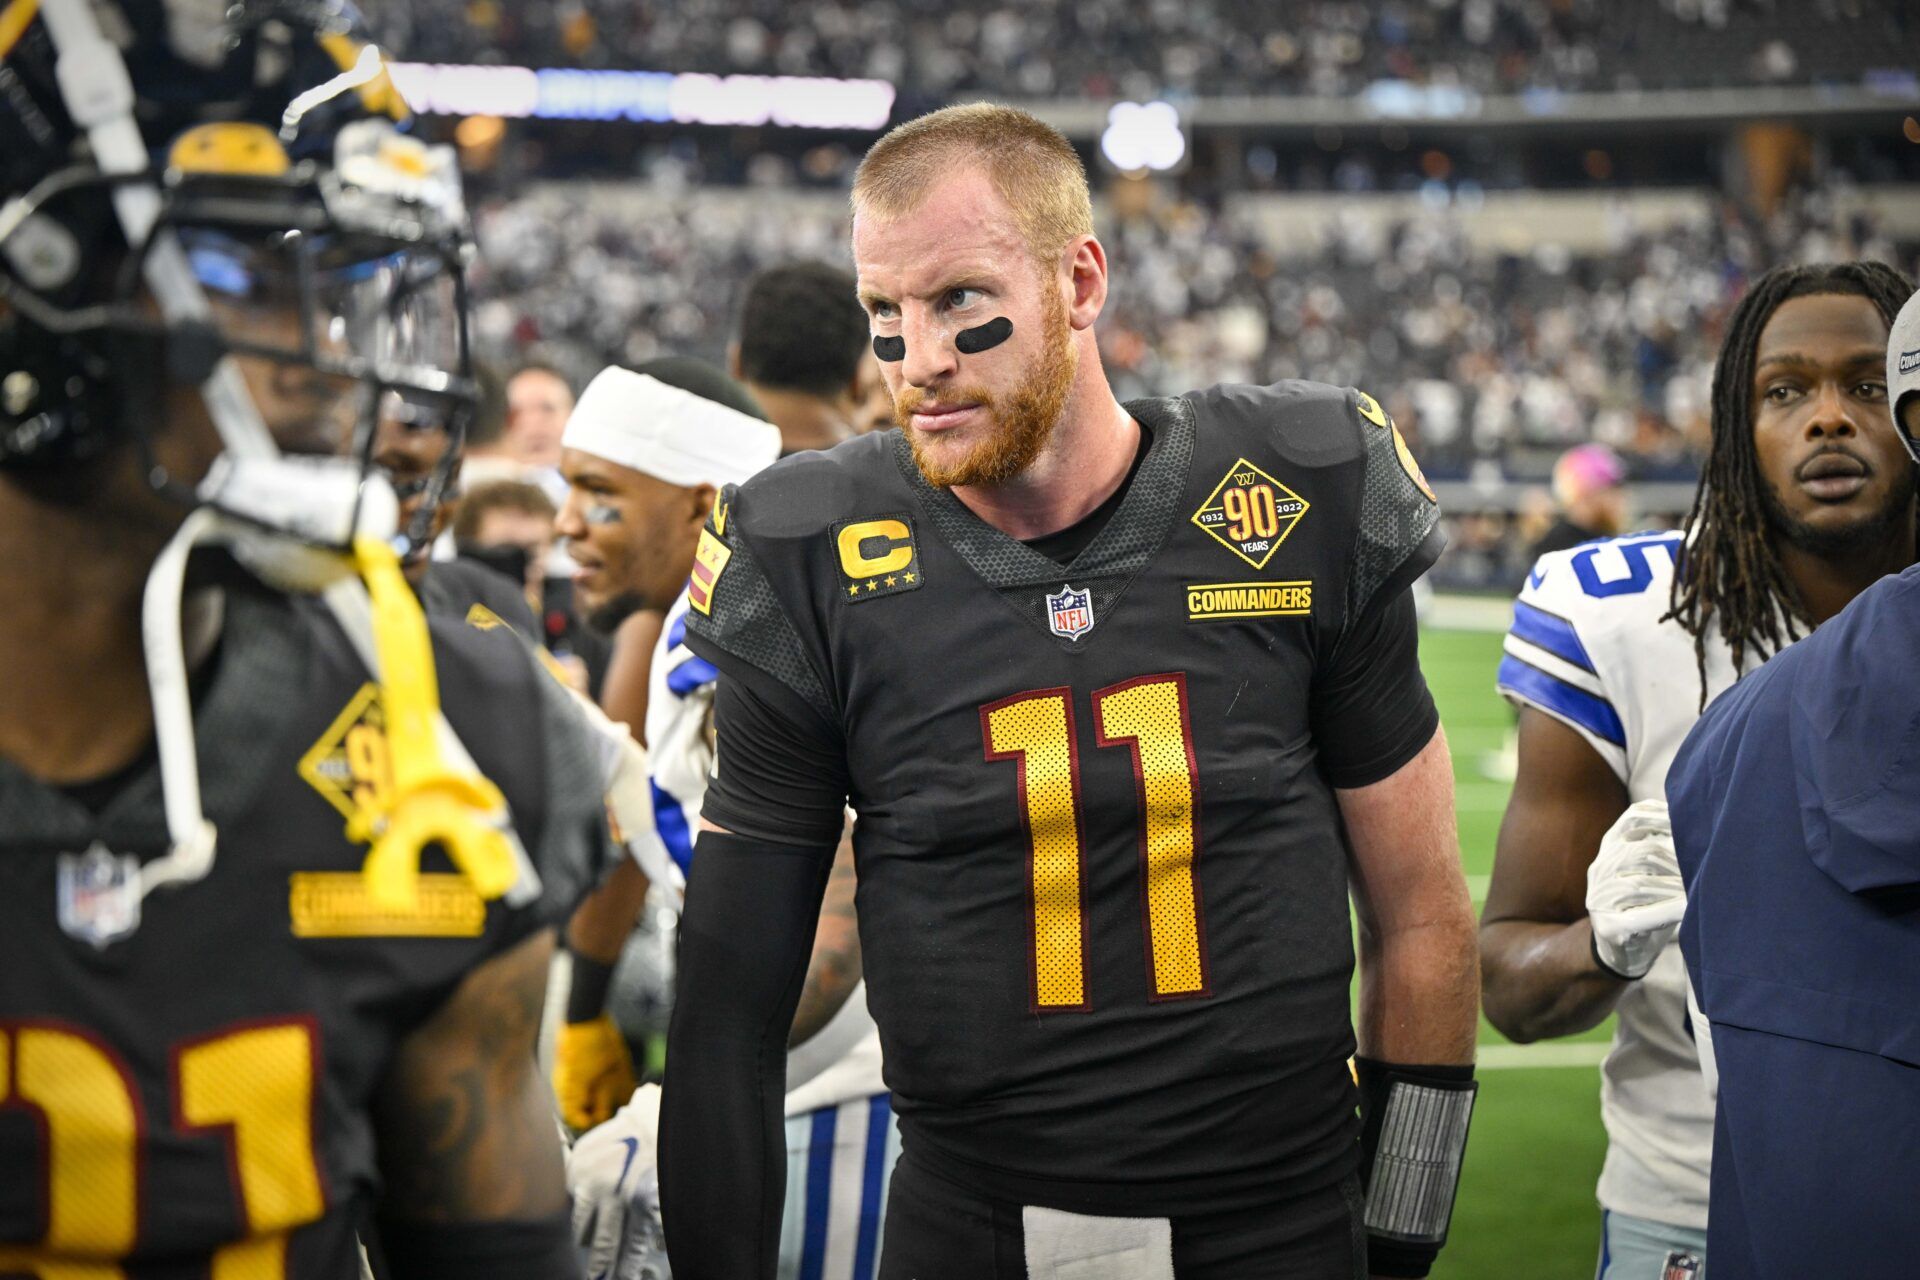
[0,4,600,1276]
[660,106,1480,1279]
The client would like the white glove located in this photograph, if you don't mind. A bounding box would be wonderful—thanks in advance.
[1586,798,1686,980]
[568,1084,672,1280]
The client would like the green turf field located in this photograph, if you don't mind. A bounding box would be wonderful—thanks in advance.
[1419,625,1611,1280]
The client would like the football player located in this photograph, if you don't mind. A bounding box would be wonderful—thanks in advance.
[1482,260,1916,1277]
[659,104,1480,1279]
[1657,284,1920,1274]
[0,2,607,1275]
[367,387,545,632]
[555,365,898,1278]
[549,360,777,1134]
[729,260,874,453]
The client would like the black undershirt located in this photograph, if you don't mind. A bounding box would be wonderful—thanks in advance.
[58,742,160,815]
[1021,422,1153,565]
[56,634,225,815]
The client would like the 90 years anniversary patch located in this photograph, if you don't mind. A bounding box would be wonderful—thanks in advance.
[1190,457,1309,571]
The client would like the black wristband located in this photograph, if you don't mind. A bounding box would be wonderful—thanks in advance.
[566,950,616,1022]
[1368,1236,1440,1278]
[1355,1057,1477,1279]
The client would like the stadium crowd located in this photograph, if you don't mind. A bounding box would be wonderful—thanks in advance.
[470,180,1916,479]
[391,0,1914,97]
[10,1,1920,1275]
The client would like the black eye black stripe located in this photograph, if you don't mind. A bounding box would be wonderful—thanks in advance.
[872,335,905,362]
[956,316,1012,354]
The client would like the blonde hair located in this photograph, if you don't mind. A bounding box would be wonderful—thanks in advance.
[852,104,1094,268]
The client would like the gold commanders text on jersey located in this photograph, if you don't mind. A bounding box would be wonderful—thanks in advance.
[1186,581,1313,621]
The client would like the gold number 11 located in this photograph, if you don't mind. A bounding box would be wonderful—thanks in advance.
[982,673,1210,1012]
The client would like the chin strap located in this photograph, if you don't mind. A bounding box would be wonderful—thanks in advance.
[137,505,221,897]
[345,533,523,910]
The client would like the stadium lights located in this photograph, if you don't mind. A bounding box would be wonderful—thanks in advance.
[386,63,897,131]
[1099,100,1187,173]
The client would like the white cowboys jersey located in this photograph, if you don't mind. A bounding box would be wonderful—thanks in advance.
[647,588,887,1116]
[1498,531,1753,1231]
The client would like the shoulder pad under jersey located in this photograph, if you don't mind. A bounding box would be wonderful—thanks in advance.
[1186,380,1443,623]
[681,443,892,724]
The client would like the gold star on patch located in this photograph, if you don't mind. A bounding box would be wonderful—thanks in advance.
[884,575,898,587]
[848,583,861,596]
[904,572,917,583]
[866,579,877,590]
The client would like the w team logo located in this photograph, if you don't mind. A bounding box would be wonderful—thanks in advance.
[1046,584,1095,640]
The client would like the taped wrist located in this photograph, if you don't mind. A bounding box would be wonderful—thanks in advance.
[377,1211,580,1279]
[565,951,616,1022]
[1356,1057,1476,1279]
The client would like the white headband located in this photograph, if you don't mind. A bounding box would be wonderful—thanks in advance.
[561,367,783,489]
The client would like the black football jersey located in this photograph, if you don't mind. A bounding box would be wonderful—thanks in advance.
[0,577,607,1275]
[418,556,542,638]
[685,382,1443,1214]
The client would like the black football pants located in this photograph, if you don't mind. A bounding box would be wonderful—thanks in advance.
[877,1150,1367,1280]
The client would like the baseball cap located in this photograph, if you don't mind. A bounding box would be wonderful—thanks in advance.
[1888,288,1920,462]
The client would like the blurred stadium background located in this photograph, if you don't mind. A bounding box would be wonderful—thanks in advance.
[364,1,1918,1270]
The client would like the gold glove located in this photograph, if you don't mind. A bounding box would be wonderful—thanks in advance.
[554,1013,637,1133]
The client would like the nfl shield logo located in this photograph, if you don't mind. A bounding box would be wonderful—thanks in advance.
[57,843,143,948]
[1046,584,1095,640]
[1661,1251,1701,1280]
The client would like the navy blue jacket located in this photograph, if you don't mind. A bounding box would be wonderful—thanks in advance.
[1668,563,1920,1067]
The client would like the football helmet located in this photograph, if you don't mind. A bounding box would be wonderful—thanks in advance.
[0,0,471,524]
[0,0,528,913]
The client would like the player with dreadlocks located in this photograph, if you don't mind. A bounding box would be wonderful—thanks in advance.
[1667,261,1919,699]
[1481,260,1915,1278]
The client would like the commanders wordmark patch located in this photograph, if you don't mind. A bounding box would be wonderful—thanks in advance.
[290,871,484,937]
[1190,457,1308,571]
[1186,580,1313,621]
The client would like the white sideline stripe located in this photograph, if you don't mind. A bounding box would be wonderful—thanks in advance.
[1478,1042,1611,1070]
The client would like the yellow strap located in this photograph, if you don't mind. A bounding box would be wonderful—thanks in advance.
[0,0,40,61]
[350,536,519,909]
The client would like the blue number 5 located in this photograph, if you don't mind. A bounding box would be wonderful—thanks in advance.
[1571,535,1682,598]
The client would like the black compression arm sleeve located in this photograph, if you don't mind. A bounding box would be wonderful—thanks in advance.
[660,830,835,1279]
